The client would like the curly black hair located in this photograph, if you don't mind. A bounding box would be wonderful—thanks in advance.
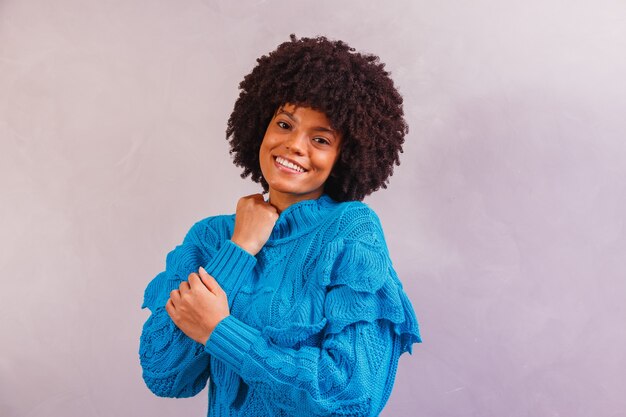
[226,34,408,202]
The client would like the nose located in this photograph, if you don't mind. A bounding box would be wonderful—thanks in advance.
[285,132,306,155]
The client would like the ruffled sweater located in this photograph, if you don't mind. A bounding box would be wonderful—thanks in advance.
[139,194,421,417]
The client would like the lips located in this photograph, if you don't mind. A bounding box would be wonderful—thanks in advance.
[274,155,307,173]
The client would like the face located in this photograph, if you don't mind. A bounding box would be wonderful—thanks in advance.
[259,103,342,211]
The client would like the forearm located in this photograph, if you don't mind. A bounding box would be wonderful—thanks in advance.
[139,306,210,398]
[205,315,400,416]
[139,222,257,398]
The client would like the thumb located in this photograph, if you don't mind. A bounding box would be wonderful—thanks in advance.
[198,267,221,294]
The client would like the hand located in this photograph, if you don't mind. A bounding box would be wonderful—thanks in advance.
[166,267,230,345]
[231,193,279,256]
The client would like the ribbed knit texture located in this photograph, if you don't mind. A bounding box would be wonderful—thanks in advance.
[139,194,421,416]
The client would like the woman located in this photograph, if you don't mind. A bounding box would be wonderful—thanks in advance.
[139,34,421,417]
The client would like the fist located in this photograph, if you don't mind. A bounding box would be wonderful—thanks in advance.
[231,194,279,255]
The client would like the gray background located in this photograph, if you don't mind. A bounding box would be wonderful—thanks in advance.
[1,0,625,416]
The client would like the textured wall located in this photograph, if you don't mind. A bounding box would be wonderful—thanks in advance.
[1,0,625,416]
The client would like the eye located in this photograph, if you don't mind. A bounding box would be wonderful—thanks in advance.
[313,137,330,145]
[277,121,290,129]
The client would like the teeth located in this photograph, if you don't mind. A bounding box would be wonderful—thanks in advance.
[276,156,305,172]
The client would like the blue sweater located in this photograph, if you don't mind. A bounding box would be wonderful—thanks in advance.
[139,194,421,417]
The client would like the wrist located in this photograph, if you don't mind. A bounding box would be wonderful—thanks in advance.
[203,313,231,346]
[230,237,258,256]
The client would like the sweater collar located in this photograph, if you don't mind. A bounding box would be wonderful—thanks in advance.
[267,194,338,242]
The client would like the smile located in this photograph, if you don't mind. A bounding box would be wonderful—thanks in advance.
[274,156,307,173]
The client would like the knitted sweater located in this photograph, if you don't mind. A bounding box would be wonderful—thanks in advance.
[139,194,421,417]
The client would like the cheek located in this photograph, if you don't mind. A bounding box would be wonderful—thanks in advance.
[259,135,278,155]
[259,146,270,172]
[259,143,267,158]
[317,152,340,173]
[259,136,273,159]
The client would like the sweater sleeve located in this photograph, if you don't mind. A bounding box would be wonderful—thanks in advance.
[205,215,421,416]
[139,219,257,398]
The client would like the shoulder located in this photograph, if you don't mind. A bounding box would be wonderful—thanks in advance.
[325,199,386,244]
[315,200,394,293]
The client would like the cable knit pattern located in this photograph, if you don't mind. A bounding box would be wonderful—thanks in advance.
[139,194,421,416]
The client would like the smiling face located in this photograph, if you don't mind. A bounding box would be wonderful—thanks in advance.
[259,103,342,212]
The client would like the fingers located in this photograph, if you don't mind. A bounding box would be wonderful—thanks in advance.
[179,278,191,292]
[187,272,206,291]
[236,194,279,219]
[169,270,215,307]
[198,266,222,295]
[237,193,264,211]
[264,203,279,217]
[246,193,265,201]
[165,296,176,316]
[239,193,274,208]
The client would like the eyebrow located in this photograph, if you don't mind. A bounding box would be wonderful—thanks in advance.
[277,109,337,137]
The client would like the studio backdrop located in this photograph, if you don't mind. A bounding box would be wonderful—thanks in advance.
[1,0,625,416]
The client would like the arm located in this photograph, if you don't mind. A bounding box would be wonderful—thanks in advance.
[139,220,257,398]
[139,222,211,398]
[206,312,407,416]
[140,194,270,398]
[139,299,210,398]
[205,235,421,416]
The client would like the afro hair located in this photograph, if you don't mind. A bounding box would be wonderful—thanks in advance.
[226,34,408,202]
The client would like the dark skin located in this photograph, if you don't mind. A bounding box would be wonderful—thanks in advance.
[166,105,342,344]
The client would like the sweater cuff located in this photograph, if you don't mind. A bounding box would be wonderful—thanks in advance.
[204,240,256,293]
[205,315,261,372]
